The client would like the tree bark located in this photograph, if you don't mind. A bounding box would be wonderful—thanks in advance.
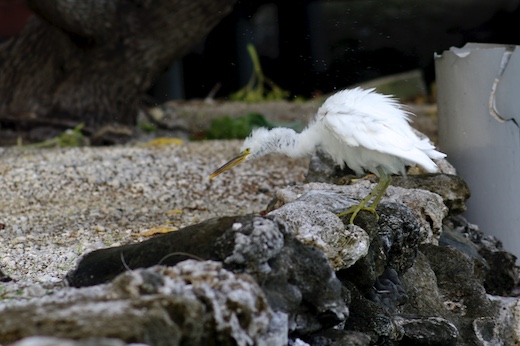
[0,0,237,137]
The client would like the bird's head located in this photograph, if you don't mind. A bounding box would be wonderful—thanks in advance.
[209,128,277,179]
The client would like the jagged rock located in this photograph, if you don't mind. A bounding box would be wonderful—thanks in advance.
[266,182,428,298]
[487,295,520,344]
[1,261,282,346]
[268,199,370,270]
[265,180,462,344]
[303,330,371,346]
[305,148,356,184]
[67,214,349,336]
[366,269,408,313]
[479,245,518,296]
[68,215,238,287]
[267,181,447,245]
[213,217,349,333]
[9,336,131,346]
[422,244,493,316]
[399,251,448,317]
[394,316,459,346]
[6,169,517,345]
[306,148,467,215]
[267,186,424,273]
[266,181,445,297]
[439,227,490,286]
[391,174,470,215]
[442,215,519,296]
[398,244,513,345]
[376,203,422,273]
[342,281,404,344]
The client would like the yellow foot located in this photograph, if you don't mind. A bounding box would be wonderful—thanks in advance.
[337,205,379,224]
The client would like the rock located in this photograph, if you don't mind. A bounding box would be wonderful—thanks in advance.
[423,243,492,314]
[1,261,282,346]
[68,214,349,336]
[391,174,470,215]
[266,182,429,297]
[402,244,510,345]
[487,295,520,345]
[342,281,404,344]
[67,215,238,287]
[376,203,422,273]
[213,216,349,333]
[303,329,371,346]
[257,234,347,333]
[8,336,134,346]
[479,246,518,296]
[394,316,459,346]
[268,188,409,297]
[306,149,466,215]
[439,227,489,284]
[268,199,370,270]
[263,180,458,344]
[442,215,519,296]
[268,181,447,245]
[305,148,355,184]
[395,238,520,345]
[5,164,518,345]
[399,251,449,317]
[366,269,408,313]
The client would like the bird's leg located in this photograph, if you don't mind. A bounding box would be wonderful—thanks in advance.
[337,168,392,224]
[337,183,383,223]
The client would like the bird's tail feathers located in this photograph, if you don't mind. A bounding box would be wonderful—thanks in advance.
[414,149,446,173]
[416,138,446,159]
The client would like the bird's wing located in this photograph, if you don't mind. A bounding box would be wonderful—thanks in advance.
[321,109,435,161]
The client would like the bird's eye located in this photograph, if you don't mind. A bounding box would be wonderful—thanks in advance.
[244,148,251,154]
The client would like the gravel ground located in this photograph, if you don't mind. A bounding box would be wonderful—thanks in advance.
[0,141,309,300]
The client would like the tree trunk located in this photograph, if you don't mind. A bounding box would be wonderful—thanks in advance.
[0,0,237,140]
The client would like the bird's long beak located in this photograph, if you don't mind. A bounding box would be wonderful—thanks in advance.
[209,149,250,179]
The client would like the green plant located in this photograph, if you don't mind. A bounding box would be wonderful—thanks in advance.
[230,44,290,102]
[22,123,88,148]
[205,113,305,140]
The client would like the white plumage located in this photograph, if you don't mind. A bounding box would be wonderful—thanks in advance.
[315,88,445,174]
[210,87,446,224]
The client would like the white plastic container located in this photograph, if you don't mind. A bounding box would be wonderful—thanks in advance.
[435,43,520,260]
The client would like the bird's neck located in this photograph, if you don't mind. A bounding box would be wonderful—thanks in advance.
[295,125,323,157]
[269,126,320,158]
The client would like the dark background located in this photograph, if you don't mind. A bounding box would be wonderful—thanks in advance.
[2,0,520,102]
[156,0,520,101]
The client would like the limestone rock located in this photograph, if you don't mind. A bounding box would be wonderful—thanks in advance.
[366,269,408,313]
[442,215,519,296]
[343,280,404,344]
[268,200,370,270]
[1,261,282,346]
[304,330,371,346]
[394,316,459,346]
[67,214,349,336]
[391,174,470,215]
[268,181,447,245]
[399,245,512,345]
[8,336,134,346]
[4,168,517,345]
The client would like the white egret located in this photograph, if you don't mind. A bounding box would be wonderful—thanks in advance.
[210,87,446,224]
